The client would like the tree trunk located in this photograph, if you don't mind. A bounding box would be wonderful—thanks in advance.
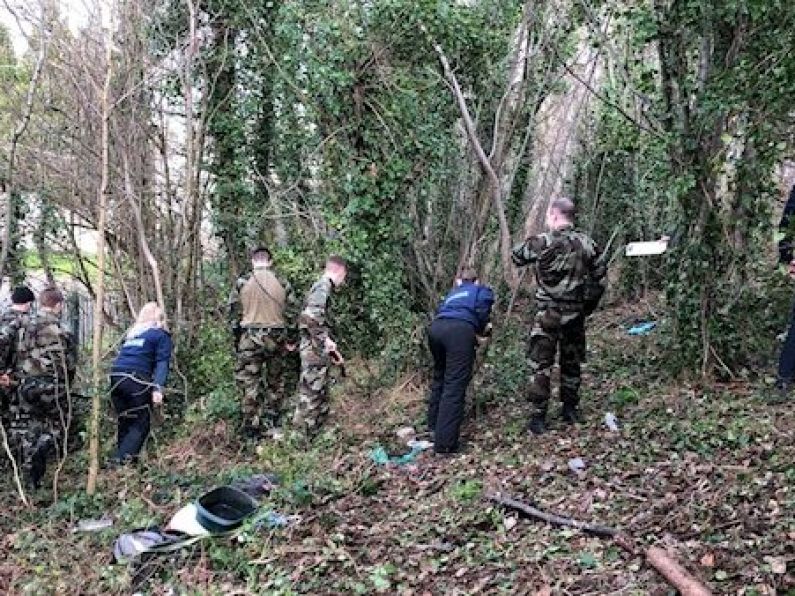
[0,34,47,280]
[86,18,114,496]
[424,27,514,286]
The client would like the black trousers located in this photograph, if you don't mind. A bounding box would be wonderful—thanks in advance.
[427,318,476,453]
[778,295,795,382]
[110,374,153,462]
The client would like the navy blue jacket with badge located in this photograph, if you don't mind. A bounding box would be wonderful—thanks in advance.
[111,327,173,390]
[434,282,494,334]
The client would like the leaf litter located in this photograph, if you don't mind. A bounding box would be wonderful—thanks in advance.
[0,305,793,594]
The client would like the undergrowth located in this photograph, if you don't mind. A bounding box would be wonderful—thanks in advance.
[0,303,793,594]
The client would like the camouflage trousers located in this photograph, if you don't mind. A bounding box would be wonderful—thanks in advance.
[528,307,586,417]
[292,333,330,437]
[9,377,70,488]
[235,328,296,429]
[0,386,11,428]
[0,387,12,471]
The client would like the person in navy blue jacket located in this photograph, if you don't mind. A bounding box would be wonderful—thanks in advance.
[110,302,173,463]
[428,268,494,454]
[776,184,795,396]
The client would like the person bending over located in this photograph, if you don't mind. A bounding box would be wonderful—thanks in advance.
[427,268,494,455]
[109,302,172,464]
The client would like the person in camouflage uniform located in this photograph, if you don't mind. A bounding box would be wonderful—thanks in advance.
[229,247,299,435]
[292,256,347,438]
[9,287,77,489]
[512,197,606,435]
[0,286,36,429]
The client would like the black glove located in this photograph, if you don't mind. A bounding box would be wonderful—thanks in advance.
[232,323,243,350]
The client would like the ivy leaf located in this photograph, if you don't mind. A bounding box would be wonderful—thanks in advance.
[578,551,598,569]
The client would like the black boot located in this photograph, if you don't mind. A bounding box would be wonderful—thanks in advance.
[27,451,46,491]
[771,379,791,404]
[527,415,546,435]
[561,403,582,424]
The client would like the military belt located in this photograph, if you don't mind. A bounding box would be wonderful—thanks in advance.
[535,299,583,311]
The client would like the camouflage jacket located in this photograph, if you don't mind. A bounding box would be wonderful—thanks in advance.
[0,308,29,373]
[228,266,299,330]
[15,310,77,384]
[512,225,606,308]
[299,274,335,344]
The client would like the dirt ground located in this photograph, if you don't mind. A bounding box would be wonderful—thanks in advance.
[0,306,793,595]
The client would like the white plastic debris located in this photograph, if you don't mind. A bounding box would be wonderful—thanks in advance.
[625,239,669,257]
[604,412,619,432]
[166,503,210,537]
[75,517,113,532]
[568,457,586,475]
[407,439,434,451]
[503,516,518,531]
[396,426,416,441]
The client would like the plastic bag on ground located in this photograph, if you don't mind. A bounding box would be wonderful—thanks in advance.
[628,321,656,335]
[369,445,423,465]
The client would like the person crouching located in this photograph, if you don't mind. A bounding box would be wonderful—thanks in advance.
[109,303,172,464]
[427,268,494,455]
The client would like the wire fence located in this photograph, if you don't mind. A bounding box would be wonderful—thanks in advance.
[1,275,129,348]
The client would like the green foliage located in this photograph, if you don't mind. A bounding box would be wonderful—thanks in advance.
[368,562,398,592]
[479,322,530,402]
[22,250,84,277]
[577,551,599,569]
[181,321,237,420]
[576,0,795,375]
[177,0,529,374]
[451,479,483,503]
[609,386,640,411]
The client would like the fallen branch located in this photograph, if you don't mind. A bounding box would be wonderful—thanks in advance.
[486,492,713,596]
[486,491,618,537]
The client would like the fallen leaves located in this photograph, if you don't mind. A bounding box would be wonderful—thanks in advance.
[3,305,795,595]
[700,552,715,568]
[763,556,787,575]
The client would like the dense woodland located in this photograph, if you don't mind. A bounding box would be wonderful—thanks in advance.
[1,0,794,593]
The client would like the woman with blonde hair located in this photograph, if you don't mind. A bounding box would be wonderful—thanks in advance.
[109,302,172,463]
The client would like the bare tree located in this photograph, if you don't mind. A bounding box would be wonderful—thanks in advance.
[0,7,47,279]
[86,7,114,495]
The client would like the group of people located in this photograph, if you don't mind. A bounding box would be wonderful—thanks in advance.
[10,187,795,495]
[229,249,348,439]
[427,197,606,453]
[0,287,76,489]
[0,286,175,488]
[5,183,795,490]
[227,198,607,457]
[0,197,609,491]
[0,250,349,490]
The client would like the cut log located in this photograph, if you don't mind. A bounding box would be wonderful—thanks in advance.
[645,546,713,596]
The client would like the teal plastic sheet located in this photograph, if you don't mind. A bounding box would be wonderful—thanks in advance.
[369,445,423,465]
